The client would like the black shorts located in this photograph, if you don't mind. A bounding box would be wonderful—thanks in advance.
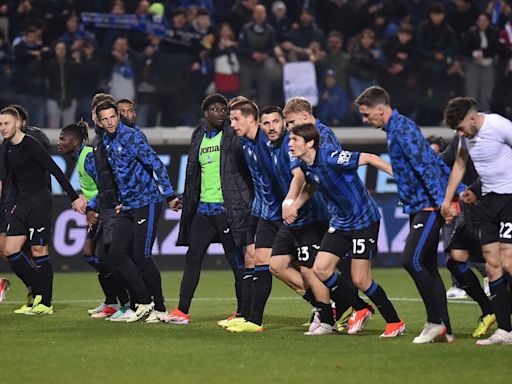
[320,221,379,260]
[246,215,259,245]
[7,194,52,246]
[272,221,328,268]
[254,219,282,249]
[478,193,512,245]
[442,213,484,263]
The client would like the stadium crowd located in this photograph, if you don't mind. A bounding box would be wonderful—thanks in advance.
[1,0,512,127]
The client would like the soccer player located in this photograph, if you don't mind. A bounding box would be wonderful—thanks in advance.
[117,98,137,127]
[289,123,406,337]
[225,97,283,332]
[0,106,87,315]
[436,133,495,338]
[282,97,375,334]
[441,97,512,345]
[58,120,129,319]
[159,94,252,325]
[1,105,50,247]
[258,106,342,335]
[355,86,459,343]
[95,101,180,323]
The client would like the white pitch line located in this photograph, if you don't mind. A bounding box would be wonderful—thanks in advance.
[1,297,477,305]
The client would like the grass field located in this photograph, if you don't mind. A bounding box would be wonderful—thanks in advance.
[1,268,510,383]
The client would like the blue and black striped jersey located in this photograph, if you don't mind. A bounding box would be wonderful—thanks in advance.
[240,128,282,221]
[301,147,380,231]
[267,131,329,227]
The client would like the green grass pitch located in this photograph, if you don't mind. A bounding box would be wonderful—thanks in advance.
[1,269,511,383]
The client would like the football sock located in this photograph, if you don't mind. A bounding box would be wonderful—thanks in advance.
[247,265,272,326]
[323,272,365,313]
[241,268,254,318]
[33,256,53,307]
[302,288,318,307]
[364,280,400,323]
[316,301,335,326]
[490,276,512,332]
[447,259,493,315]
[7,251,37,291]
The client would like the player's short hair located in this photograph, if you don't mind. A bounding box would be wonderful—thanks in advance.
[92,93,116,109]
[283,97,312,115]
[354,86,390,108]
[426,134,447,152]
[8,104,28,123]
[290,123,319,150]
[229,97,259,121]
[95,101,118,119]
[201,93,228,112]
[116,98,136,109]
[61,119,90,144]
[443,97,479,130]
[0,106,21,120]
[260,106,284,119]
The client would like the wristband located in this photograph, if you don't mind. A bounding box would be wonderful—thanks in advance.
[282,199,294,207]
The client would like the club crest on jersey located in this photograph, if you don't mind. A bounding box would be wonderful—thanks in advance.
[336,151,352,165]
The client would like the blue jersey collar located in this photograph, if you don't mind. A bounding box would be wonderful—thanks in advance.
[383,109,399,132]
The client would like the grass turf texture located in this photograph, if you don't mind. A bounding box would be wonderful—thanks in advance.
[1,269,510,383]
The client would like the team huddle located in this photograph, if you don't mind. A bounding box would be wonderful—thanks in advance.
[0,86,511,346]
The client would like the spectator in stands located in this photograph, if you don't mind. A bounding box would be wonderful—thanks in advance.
[154,7,198,125]
[71,37,104,124]
[107,36,140,103]
[317,31,350,93]
[416,1,458,125]
[96,0,129,55]
[40,0,74,43]
[213,22,240,98]
[380,23,419,118]
[347,28,381,100]
[46,41,77,128]
[238,4,279,106]
[315,0,364,39]
[447,0,479,41]
[8,0,42,43]
[289,8,324,51]
[220,0,258,36]
[368,8,400,41]
[486,0,511,29]
[136,34,160,127]
[268,1,291,43]
[188,7,216,124]
[317,69,348,126]
[60,15,96,50]
[463,12,499,112]
[13,25,51,127]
